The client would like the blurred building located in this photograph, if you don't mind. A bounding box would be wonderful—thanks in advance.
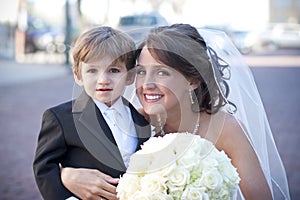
[270,0,300,23]
[0,0,20,60]
[2,0,300,61]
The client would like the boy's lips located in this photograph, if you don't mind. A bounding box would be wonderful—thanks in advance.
[143,94,163,102]
[96,88,113,92]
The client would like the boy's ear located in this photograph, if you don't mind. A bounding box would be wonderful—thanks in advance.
[125,68,136,85]
[73,68,83,86]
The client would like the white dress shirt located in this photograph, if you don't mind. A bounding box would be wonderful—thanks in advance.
[93,97,138,168]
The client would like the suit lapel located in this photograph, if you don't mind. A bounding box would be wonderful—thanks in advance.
[122,97,151,151]
[73,92,126,171]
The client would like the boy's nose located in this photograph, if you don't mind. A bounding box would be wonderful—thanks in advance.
[97,73,110,85]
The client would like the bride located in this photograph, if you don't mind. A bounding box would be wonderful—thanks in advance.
[62,24,290,200]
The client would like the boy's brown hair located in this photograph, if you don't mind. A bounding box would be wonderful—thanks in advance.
[72,26,136,77]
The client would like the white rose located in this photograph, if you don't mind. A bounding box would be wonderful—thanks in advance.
[181,185,207,200]
[190,163,205,183]
[140,174,167,194]
[140,137,164,153]
[166,172,185,197]
[189,136,204,154]
[218,160,240,185]
[198,138,215,157]
[191,178,204,188]
[177,147,197,170]
[202,193,210,200]
[150,193,173,200]
[209,187,231,200]
[213,150,231,162]
[172,133,196,153]
[201,168,223,190]
[202,157,219,170]
[168,189,183,200]
[131,191,150,200]
[141,133,177,153]
[155,163,176,179]
[135,135,180,173]
[167,167,190,187]
[117,173,140,199]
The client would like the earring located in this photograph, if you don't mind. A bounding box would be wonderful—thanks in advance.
[189,89,195,105]
[157,114,165,136]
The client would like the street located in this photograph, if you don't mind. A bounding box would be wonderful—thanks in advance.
[0,50,299,199]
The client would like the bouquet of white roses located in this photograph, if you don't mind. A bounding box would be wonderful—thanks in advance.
[117,133,240,200]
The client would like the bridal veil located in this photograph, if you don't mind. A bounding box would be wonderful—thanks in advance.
[199,28,290,200]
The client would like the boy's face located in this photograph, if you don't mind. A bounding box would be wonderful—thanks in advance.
[75,59,134,107]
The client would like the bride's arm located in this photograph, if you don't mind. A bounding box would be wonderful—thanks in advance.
[216,115,272,200]
[61,167,119,200]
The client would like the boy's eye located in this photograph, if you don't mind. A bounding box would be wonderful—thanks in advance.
[109,68,120,73]
[87,69,97,73]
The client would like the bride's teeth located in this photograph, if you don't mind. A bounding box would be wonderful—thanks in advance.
[145,95,161,100]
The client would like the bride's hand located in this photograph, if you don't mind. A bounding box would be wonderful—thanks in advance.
[61,167,119,200]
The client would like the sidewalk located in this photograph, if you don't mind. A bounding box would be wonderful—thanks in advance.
[244,55,300,67]
[0,60,74,200]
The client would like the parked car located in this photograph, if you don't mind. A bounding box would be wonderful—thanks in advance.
[25,17,65,54]
[117,12,168,43]
[230,30,259,54]
[258,23,300,50]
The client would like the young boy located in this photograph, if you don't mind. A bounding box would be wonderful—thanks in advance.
[33,26,151,200]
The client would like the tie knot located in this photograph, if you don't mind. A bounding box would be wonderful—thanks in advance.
[111,107,121,117]
[105,107,132,135]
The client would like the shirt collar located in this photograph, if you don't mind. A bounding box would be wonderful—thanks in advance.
[93,97,128,118]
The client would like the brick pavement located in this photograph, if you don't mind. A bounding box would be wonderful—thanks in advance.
[0,56,299,199]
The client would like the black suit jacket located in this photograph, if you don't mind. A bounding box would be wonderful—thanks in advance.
[33,92,151,200]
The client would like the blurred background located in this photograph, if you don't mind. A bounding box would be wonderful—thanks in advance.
[0,0,300,199]
[1,0,300,64]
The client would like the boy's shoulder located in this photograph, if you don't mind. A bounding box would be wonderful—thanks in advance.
[47,100,74,115]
